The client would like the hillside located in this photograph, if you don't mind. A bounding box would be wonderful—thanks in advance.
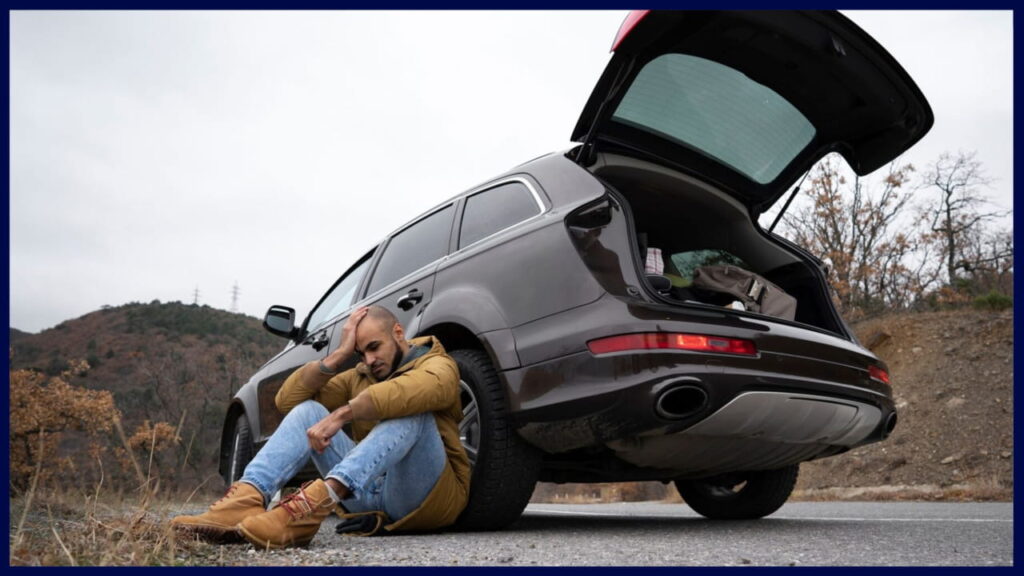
[794,308,1014,499]
[8,304,1013,500]
[9,301,285,490]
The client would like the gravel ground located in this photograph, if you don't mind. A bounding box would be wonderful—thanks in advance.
[167,501,1013,566]
[174,516,482,566]
[13,499,1011,566]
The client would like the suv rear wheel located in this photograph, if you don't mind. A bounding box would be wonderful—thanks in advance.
[674,464,799,520]
[451,348,541,530]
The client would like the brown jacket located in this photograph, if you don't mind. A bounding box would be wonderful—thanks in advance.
[275,336,469,533]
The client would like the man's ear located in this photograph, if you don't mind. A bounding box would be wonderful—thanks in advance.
[393,323,405,342]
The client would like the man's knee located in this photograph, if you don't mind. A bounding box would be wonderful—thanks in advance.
[374,412,434,436]
[282,400,329,425]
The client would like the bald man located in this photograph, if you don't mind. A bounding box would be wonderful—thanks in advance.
[172,305,469,549]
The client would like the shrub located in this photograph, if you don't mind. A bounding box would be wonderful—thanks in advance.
[972,290,1013,311]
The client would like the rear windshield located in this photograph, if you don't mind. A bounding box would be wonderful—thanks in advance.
[612,54,815,184]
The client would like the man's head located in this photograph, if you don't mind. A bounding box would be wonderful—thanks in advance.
[354,306,409,380]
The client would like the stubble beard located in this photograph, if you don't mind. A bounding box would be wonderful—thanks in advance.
[374,338,404,380]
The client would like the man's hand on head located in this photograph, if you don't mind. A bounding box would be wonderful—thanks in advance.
[322,307,369,373]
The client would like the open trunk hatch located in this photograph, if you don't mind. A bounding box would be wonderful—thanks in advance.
[572,10,933,215]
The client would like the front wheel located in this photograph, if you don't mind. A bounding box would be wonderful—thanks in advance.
[451,348,540,531]
[223,414,254,488]
[674,464,799,520]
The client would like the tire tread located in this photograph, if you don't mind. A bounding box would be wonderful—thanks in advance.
[452,349,540,531]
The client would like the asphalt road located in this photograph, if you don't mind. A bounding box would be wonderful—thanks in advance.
[279,501,1013,566]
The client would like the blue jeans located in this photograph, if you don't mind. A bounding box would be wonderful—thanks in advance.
[241,400,446,523]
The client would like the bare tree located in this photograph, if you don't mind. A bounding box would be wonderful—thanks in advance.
[920,151,1010,287]
[780,155,927,318]
[958,226,1014,296]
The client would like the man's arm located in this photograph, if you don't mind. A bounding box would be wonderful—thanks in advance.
[349,354,460,420]
[306,403,355,454]
[275,307,369,414]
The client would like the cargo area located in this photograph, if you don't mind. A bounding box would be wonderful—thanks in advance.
[589,152,846,337]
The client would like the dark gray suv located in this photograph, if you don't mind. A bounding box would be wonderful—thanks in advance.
[221,10,932,530]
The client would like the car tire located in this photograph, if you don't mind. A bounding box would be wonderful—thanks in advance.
[673,464,799,520]
[224,414,254,488]
[451,348,541,531]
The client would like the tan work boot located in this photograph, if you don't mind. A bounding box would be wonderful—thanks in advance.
[171,482,266,543]
[238,479,336,549]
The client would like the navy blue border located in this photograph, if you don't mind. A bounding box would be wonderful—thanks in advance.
[1,2,1021,8]
[4,4,1018,572]
[1013,9,1021,573]
[2,5,12,571]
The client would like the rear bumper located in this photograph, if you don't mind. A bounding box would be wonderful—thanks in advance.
[504,297,896,474]
[606,390,891,478]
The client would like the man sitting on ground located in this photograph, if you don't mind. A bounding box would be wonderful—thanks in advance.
[172,305,469,548]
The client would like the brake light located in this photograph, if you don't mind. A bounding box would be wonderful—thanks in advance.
[587,333,757,356]
[869,365,890,385]
[611,10,650,52]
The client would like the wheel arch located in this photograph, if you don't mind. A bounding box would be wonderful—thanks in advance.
[419,320,520,371]
[420,322,484,353]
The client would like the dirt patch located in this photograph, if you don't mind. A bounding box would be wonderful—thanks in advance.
[795,308,1014,499]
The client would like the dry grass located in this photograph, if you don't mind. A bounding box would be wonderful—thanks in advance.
[791,479,1013,503]
[9,416,223,566]
[11,487,183,566]
[532,480,1012,505]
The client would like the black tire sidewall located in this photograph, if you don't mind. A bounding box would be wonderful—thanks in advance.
[451,348,540,531]
[675,464,799,520]
[226,415,254,487]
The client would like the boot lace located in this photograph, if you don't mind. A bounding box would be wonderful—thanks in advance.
[279,487,316,520]
[210,484,238,509]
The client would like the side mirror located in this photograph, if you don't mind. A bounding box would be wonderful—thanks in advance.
[263,305,299,339]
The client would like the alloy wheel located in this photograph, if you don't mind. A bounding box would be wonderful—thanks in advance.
[458,379,480,468]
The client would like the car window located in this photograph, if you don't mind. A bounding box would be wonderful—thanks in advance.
[458,181,540,249]
[305,250,375,331]
[365,205,455,295]
[612,53,815,185]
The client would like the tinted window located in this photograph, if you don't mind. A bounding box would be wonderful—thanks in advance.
[306,251,375,331]
[458,182,540,249]
[366,205,454,295]
[612,54,815,184]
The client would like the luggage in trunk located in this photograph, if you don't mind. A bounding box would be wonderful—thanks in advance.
[691,264,798,320]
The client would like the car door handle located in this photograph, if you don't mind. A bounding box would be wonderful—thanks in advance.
[397,289,424,311]
[305,330,330,351]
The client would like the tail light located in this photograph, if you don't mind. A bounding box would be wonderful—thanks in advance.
[588,332,757,356]
[868,365,891,385]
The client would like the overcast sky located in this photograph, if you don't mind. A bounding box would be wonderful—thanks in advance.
[8,10,1014,333]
